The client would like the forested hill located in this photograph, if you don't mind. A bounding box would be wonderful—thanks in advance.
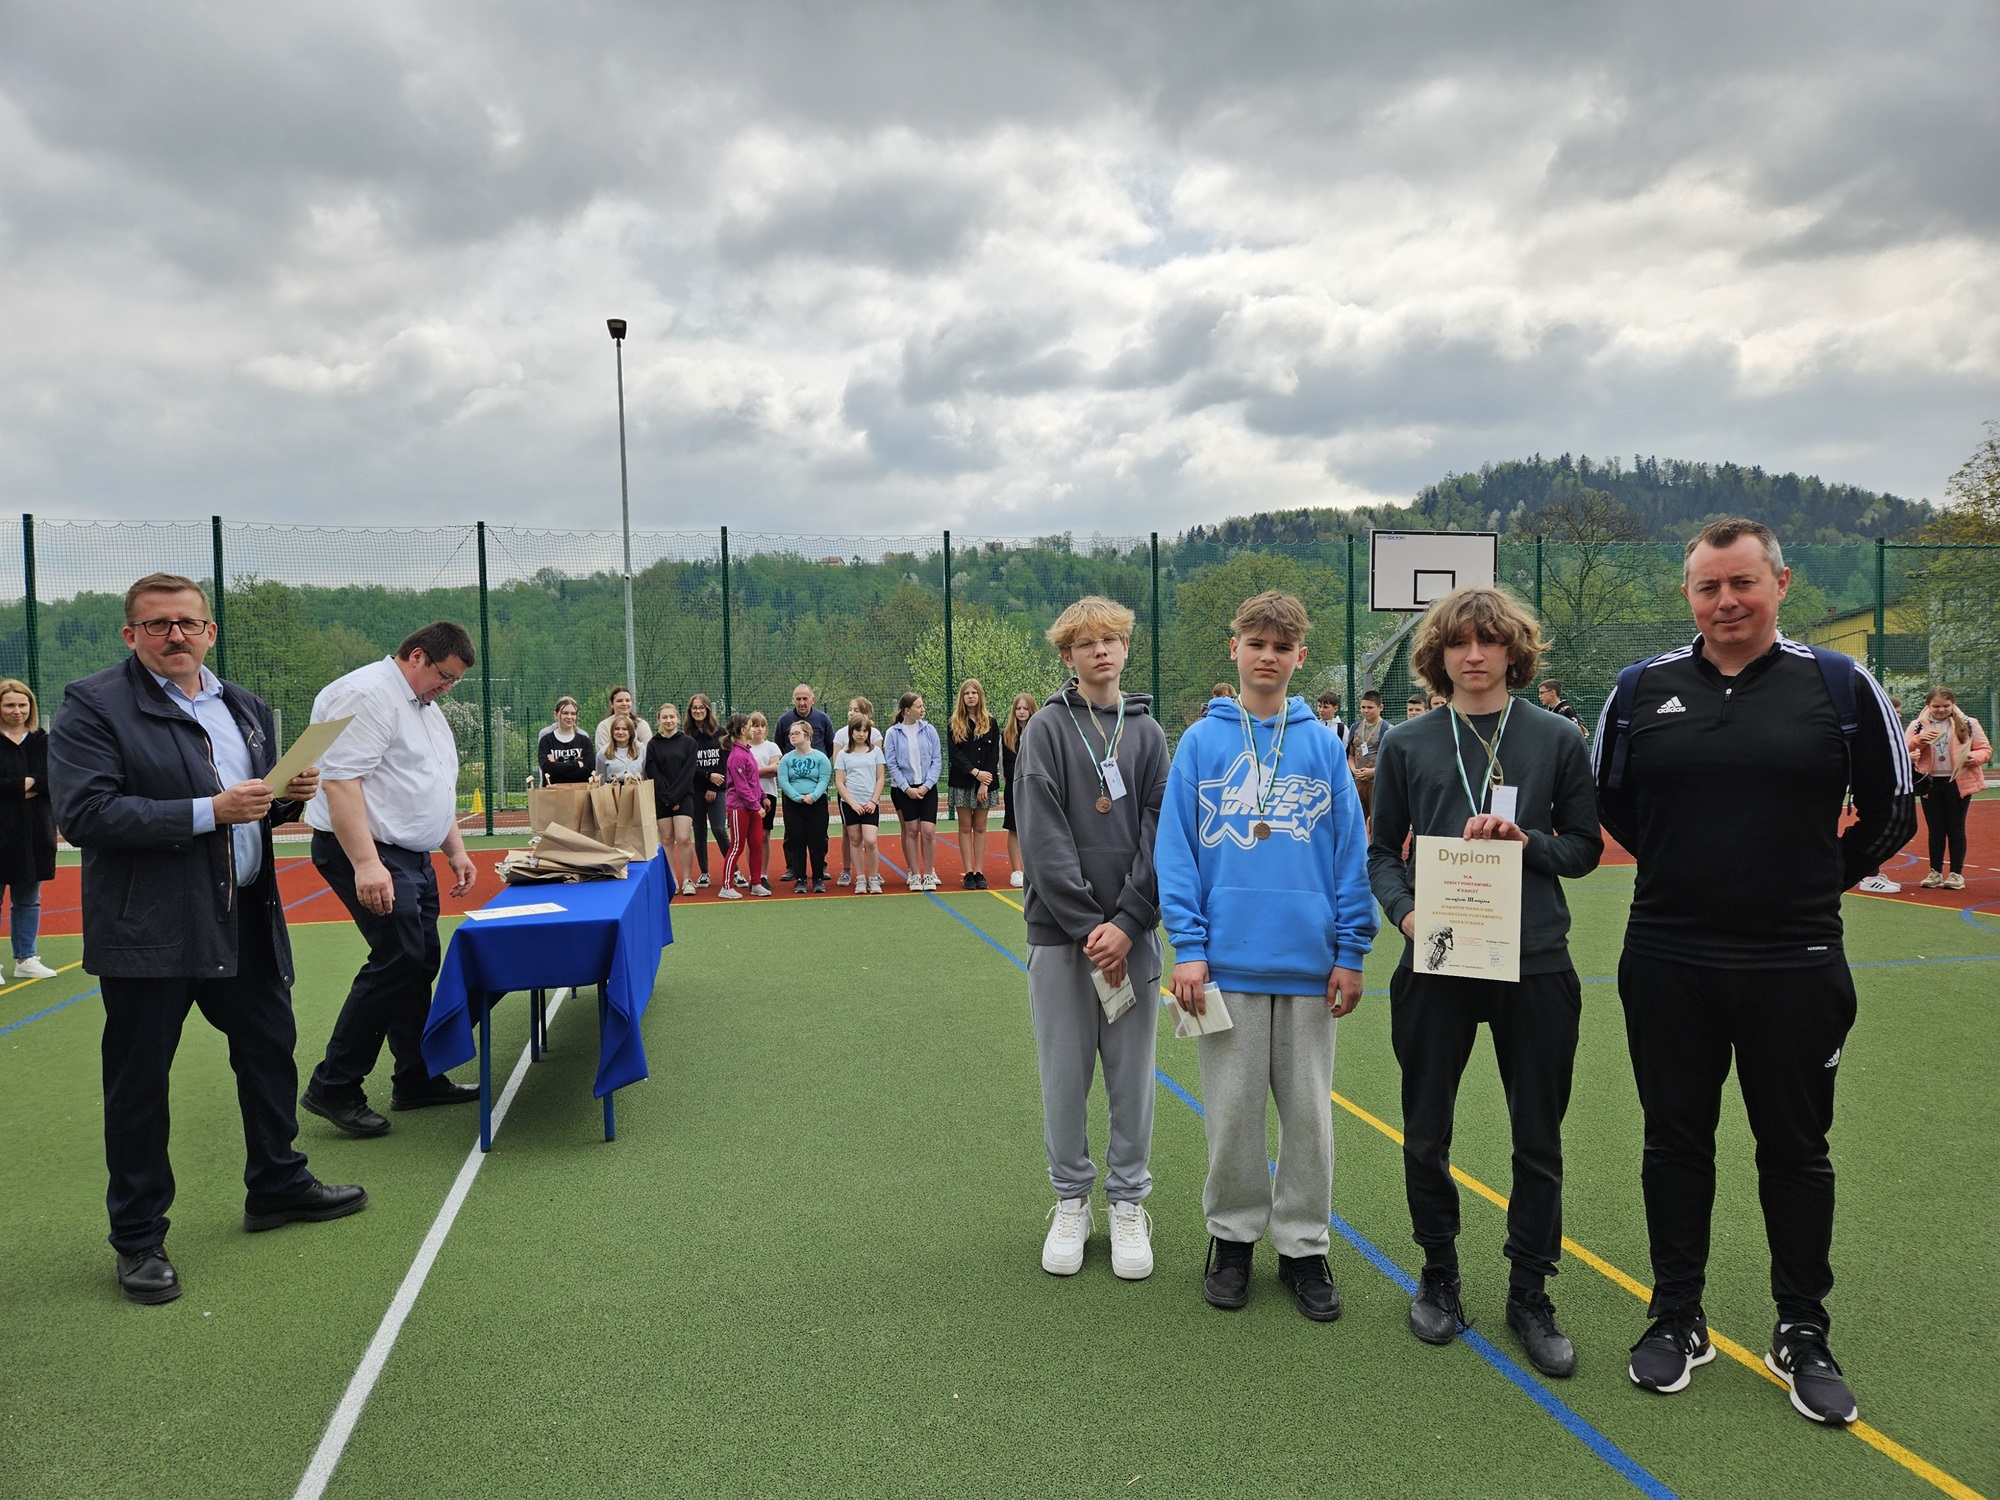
[1186,454,1933,546]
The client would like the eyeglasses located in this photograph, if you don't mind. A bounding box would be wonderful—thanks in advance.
[132,618,211,638]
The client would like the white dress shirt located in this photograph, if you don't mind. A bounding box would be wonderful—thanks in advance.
[304,657,459,853]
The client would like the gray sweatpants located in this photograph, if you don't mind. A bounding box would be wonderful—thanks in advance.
[1197,992,1337,1257]
[1027,943,1161,1203]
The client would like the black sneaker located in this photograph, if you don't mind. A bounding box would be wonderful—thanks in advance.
[1203,1236,1254,1310]
[1628,1309,1716,1393]
[970,872,989,889]
[812,881,827,894]
[1409,1267,1466,1345]
[1507,1288,1577,1378]
[1766,1322,1857,1425]
[793,881,807,895]
[1277,1253,1343,1322]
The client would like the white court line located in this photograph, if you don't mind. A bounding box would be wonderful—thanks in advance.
[292,987,572,1500]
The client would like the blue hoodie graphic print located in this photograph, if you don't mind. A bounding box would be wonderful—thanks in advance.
[1157,694,1377,996]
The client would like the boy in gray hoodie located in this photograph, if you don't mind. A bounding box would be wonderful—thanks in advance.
[1014,596,1171,1281]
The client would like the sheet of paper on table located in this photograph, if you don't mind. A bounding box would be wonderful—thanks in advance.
[465,902,569,921]
[264,715,354,791]
[1412,834,1523,983]
[1170,982,1234,1039]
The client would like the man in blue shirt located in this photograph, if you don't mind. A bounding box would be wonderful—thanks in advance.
[51,573,366,1305]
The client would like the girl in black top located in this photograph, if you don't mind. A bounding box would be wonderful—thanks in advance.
[0,679,57,980]
[683,692,731,889]
[948,677,1001,889]
[537,695,596,785]
[1000,690,1036,890]
[646,702,698,891]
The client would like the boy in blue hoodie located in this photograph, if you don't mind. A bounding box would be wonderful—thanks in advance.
[1158,590,1376,1320]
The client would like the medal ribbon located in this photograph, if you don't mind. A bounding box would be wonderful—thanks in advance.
[1061,684,1127,801]
[1446,699,1512,820]
[1237,702,1289,817]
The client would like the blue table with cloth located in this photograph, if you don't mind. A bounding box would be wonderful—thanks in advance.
[422,853,674,1150]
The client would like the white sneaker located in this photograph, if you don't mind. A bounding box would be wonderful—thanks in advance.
[1042,1197,1094,1275]
[868,876,884,894]
[1107,1201,1154,1280]
[922,872,939,891]
[750,883,772,897]
[1010,871,1024,889]
[838,870,853,887]
[1920,870,1944,888]
[906,873,923,891]
[715,887,743,900]
[1857,875,1900,893]
[13,956,57,980]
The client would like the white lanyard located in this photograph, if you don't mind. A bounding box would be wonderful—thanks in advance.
[1447,700,1512,820]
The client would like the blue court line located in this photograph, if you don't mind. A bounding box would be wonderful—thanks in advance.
[1151,1069,1675,1500]
[915,878,1677,1500]
[0,987,100,1039]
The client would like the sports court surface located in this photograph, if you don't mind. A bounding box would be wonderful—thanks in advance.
[3,816,1995,1498]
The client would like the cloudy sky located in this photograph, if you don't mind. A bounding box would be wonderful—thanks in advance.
[2,0,1994,539]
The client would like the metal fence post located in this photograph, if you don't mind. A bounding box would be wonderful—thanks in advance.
[210,516,228,680]
[1533,534,1544,617]
[1344,533,1356,710]
[1872,536,1886,681]
[942,530,954,704]
[22,514,38,703]
[1150,532,1161,707]
[719,526,733,712]
[478,521,494,836]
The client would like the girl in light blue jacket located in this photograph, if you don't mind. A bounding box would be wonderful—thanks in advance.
[885,693,942,890]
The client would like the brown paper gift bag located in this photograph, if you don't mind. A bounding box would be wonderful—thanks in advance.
[498,822,632,883]
[528,779,660,862]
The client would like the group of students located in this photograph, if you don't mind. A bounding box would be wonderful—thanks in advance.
[534,681,1047,898]
[1014,516,1919,1435]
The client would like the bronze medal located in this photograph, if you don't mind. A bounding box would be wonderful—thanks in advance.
[1094,794,1113,814]
[1253,821,1271,841]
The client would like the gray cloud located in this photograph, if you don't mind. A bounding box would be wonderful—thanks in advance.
[0,0,1994,539]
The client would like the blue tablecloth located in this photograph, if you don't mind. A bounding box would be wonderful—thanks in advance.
[422,854,674,1097]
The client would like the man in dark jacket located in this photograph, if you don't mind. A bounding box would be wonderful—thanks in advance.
[771,685,835,879]
[50,572,366,1305]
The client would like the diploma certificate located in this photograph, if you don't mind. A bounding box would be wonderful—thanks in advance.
[1412,836,1523,983]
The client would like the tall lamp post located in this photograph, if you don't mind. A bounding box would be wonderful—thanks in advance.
[607,319,637,702]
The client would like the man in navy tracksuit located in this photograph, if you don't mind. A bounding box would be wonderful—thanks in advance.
[1594,519,1913,1426]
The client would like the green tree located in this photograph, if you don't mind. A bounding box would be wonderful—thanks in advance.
[906,611,1061,714]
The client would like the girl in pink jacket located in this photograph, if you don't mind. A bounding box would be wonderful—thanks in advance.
[718,714,770,897]
[1905,685,1992,890]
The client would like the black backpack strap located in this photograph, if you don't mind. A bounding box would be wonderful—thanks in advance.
[1605,659,1652,791]
[1806,643,1860,783]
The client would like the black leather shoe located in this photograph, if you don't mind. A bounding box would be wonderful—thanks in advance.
[301,1088,390,1137]
[1203,1236,1253,1310]
[1277,1253,1343,1322]
[1507,1288,1577,1378]
[244,1180,369,1233]
[116,1247,182,1305]
[390,1076,481,1110]
[1410,1266,1467,1345]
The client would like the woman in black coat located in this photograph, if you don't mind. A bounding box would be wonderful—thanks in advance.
[0,679,60,980]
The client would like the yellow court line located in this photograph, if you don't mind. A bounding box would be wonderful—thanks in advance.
[1327,1088,1986,1500]
[984,885,1982,1498]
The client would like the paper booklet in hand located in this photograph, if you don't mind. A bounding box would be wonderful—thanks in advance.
[1090,966,1135,1023]
[1170,982,1234,1039]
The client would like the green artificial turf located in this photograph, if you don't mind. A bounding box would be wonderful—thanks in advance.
[1,874,1994,1498]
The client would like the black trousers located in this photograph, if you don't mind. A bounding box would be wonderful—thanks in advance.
[307,834,442,1102]
[782,796,829,882]
[1390,965,1580,1288]
[100,893,311,1252]
[1619,952,1856,1326]
[1922,780,1969,873]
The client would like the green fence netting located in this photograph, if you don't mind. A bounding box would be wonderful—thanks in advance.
[12,520,1994,831]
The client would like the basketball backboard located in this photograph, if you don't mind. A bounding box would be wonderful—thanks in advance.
[1369,530,1499,612]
